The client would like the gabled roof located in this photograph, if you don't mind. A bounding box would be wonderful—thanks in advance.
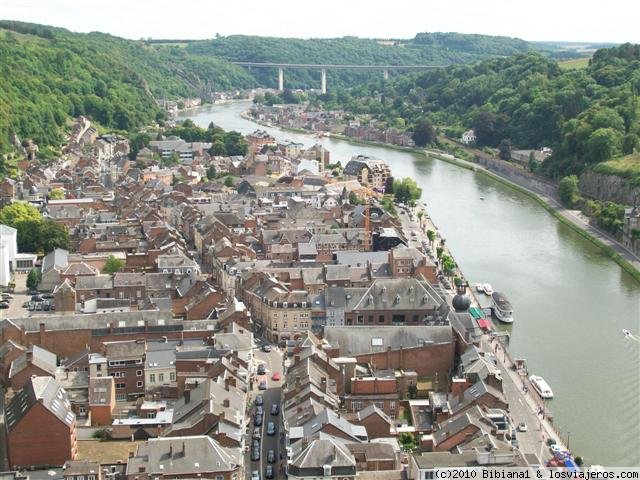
[9,344,57,380]
[6,376,75,431]
[289,437,356,476]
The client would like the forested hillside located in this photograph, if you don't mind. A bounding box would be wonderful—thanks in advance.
[0,21,254,155]
[185,33,533,89]
[314,45,640,178]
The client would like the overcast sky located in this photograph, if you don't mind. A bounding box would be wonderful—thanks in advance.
[1,0,635,43]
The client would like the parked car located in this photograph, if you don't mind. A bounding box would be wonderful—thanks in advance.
[41,293,54,299]
[254,414,263,426]
[35,302,43,311]
[251,448,260,462]
[258,380,267,390]
[255,395,264,406]
[266,422,276,436]
[265,465,274,479]
[257,364,266,375]
[517,422,527,432]
[43,302,50,311]
[252,471,260,480]
[271,372,281,381]
[262,344,272,353]
[27,288,39,295]
[1,293,13,300]
[22,301,29,308]
[267,449,276,464]
[252,439,260,450]
[271,404,279,416]
[256,405,264,416]
[30,295,42,302]
[253,427,261,439]
[550,444,563,454]
[27,302,35,311]
[0,302,9,309]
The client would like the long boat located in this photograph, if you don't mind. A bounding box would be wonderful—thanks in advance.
[492,291,514,323]
[529,375,554,399]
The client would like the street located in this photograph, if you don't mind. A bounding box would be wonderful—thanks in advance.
[246,340,284,480]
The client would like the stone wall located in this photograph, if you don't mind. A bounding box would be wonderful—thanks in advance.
[579,170,640,206]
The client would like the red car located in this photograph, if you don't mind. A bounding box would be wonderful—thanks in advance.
[271,372,281,381]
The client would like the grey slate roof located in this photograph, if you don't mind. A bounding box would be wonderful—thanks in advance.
[289,437,356,477]
[6,376,75,431]
[9,345,57,380]
[323,325,453,355]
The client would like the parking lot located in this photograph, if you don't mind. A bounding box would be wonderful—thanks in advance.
[0,273,55,319]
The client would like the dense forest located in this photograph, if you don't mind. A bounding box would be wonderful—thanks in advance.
[313,44,640,179]
[0,21,254,155]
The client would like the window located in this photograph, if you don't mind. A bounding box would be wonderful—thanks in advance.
[96,364,102,371]
[116,393,126,401]
[159,373,165,382]
[374,401,384,409]
[170,372,176,382]
[379,315,385,323]
[116,383,125,389]
[136,381,143,388]
[149,374,156,383]
[137,370,143,377]
[79,406,86,414]
[389,401,396,411]
[368,315,373,323]
[136,290,141,298]
[371,338,383,347]
[78,476,84,480]
[351,400,362,410]
[412,314,419,322]
[357,315,364,324]
[88,476,95,480]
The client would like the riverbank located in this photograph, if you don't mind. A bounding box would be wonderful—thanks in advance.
[426,149,640,283]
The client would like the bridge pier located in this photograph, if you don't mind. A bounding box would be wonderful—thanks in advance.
[278,67,284,91]
[320,68,327,94]
[383,69,389,80]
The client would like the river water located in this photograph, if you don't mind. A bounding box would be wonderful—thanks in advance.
[180,101,640,467]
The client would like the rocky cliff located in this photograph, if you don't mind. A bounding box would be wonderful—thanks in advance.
[579,171,640,205]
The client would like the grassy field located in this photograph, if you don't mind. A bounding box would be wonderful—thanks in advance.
[593,153,640,183]
[558,57,591,70]
[77,440,143,463]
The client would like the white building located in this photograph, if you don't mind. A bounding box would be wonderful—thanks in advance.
[461,129,477,145]
[0,224,17,286]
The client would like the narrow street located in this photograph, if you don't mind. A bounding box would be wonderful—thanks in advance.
[246,340,284,480]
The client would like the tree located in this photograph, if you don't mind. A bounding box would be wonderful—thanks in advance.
[498,139,512,160]
[622,133,640,155]
[436,246,444,259]
[392,178,422,205]
[558,175,580,207]
[0,202,41,226]
[348,191,362,205]
[586,128,622,163]
[224,176,235,188]
[426,229,436,246]
[102,255,125,274]
[412,118,436,147]
[207,164,217,180]
[26,268,40,290]
[49,188,65,200]
[474,111,506,147]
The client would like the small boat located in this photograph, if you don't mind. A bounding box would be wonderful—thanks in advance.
[480,196,485,200]
[475,283,484,293]
[529,375,554,399]
[622,328,631,338]
[492,291,514,323]
[482,283,494,295]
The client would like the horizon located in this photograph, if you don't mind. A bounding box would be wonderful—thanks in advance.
[2,0,637,44]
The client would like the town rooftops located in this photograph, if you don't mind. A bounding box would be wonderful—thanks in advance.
[412,451,479,469]
[104,340,146,360]
[289,437,356,477]
[9,344,57,380]
[89,376,114,406]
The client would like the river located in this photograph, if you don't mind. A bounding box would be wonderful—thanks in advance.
[180,101,640,467]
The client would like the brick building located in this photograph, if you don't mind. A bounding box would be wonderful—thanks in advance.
[103,340,146,401]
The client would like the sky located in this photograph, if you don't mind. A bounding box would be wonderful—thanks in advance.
[1,0,636,44]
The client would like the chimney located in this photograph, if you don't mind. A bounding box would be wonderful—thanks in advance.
[183,390,191,404]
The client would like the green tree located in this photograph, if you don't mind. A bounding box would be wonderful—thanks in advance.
[586,128,622,163]
[412,118,436,147]
[207,164,217,180]
[0,202,41,226]
[224,176,235,188]
[436,246,444,259]
[26,268,40,290]
[102,255,125,274]
[348,191,362,205]
[558,175,580,207]
[392,178,422,205]
[426,229,436,246]
[49,188,65,200]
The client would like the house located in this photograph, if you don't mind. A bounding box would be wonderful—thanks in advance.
[63,460,102,480]
[6,376,78,468]
[103,340,146,401]
[0,224,18,287]
[40,248,70,291]
[343,155,392,193]
[145,348,177,394]
[461,130,476,145]
[125,435,241,480]
[8,345,57,390]
[288,437,357,480]
[89,376,116,426]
